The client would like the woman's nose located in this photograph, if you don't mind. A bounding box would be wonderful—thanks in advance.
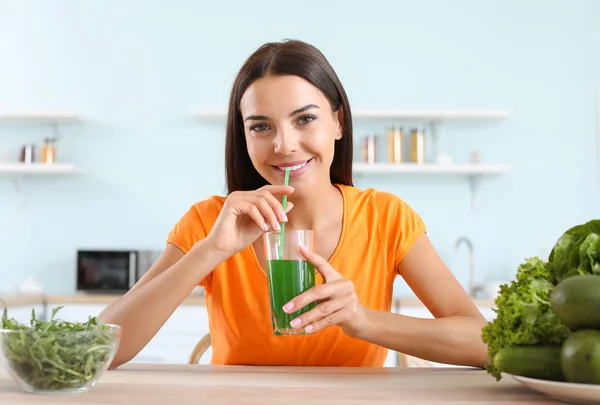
[273,130,299,155]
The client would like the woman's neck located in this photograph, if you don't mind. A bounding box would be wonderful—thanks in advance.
[285,182,343,231]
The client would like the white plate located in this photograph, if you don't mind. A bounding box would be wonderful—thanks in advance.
[508,374,600,404]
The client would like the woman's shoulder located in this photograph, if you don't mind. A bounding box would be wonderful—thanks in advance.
[337,184,419,218]
[189,194,228,215]
[166,194,227,253]
[180,194,228,227]
[338,184,426,266]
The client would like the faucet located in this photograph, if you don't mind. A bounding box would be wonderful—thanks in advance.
[454,236,483,297]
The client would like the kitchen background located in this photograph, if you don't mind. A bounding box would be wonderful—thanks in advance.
[0,0,599,297]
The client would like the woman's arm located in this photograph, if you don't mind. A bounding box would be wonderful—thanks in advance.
[98,240,229,369]
[99,185,295,369]
[355,234,489,367]
[285,235,489,368]
[356,311,489,368]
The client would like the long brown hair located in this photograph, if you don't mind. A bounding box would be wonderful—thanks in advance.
[225,39,353,193]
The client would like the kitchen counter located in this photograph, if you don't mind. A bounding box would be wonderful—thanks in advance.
[0,293,207,307]
[0,363,558,404]
[0,293,496,309]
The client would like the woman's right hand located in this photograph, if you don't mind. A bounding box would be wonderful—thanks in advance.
[204,185,295,258]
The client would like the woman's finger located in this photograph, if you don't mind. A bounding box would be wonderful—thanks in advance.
[260,184,295,196]
[304,306,356,334]
[237,200,269,231]
[288,296,348,330]
[259,189,291,224]
[253,195,282,231]
[298,245,342,283]
[283,279,351,314]
[285,201,294,213]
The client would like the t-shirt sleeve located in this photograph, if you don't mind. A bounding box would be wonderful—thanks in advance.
[166,197,221,287]
[375,191,427,271]
[166,204,209,254]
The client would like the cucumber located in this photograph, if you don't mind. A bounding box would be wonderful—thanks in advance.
[561,330,600,384]
[550,274,600,330]
[493,345,565,381]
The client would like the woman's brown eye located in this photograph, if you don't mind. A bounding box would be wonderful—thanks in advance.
[298,115,316,125]
[250,123,269,132]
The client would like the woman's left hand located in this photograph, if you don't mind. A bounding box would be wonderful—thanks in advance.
[282,245,369,337]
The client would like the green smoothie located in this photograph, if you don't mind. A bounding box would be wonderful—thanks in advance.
[266,259,316,335]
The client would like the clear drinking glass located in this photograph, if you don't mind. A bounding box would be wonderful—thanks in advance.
[264,230,316,336]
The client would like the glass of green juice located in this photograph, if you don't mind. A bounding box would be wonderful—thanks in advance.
[264,230,317,336]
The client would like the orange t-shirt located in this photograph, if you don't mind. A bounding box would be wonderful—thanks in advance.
[166,184,426,367]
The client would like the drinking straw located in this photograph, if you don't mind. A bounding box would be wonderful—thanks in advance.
[278,167,291,260]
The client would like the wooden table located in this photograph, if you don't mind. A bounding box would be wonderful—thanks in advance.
[0,363,559,404]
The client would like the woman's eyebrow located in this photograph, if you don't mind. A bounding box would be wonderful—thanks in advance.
[244,114,268,122]
[244,104,320,122]
[289,104,320,116]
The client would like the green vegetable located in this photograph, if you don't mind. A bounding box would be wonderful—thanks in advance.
[550,274,600,330]
[481,257,570,380]
[561,330,600,384]
[493,345,564,381]
[549,220,600,281]
[0,300,116,391]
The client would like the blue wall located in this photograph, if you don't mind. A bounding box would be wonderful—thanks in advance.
[1,0,599,295]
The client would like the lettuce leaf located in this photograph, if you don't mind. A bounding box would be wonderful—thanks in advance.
[481,257,570,380]
[549,219,600,281]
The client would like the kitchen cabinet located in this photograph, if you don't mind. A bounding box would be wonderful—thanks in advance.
[399,305,496,321]
[48,303,106,322]
[49,303,211,365]
[397,304,496,368]
[44,302,399,367]
[7,299,494,368]
[3,303,44,325]
[135,305,211,365]
[381,303,401,367]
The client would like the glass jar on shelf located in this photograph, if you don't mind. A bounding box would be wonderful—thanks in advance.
[40,137,56,164]
[386,126,404,164]
[410,127,426,164]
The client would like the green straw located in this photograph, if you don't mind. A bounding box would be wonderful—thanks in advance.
[278,167,291,260]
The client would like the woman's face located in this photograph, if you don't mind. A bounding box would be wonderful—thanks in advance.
[239,74,342,192]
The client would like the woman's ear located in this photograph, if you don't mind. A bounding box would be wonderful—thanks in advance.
[335,107,344,139]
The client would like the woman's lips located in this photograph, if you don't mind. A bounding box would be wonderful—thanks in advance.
[272,158,313,179]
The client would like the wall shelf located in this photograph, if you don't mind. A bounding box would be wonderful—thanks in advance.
[0,110,81,124]
[0,110,81,207]
[0,163,78,174]
[351,109,509,124]
[353,163,510,175]
[190,109,226,123]
[353,163,510,209]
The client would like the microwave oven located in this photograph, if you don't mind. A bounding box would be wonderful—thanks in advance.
[76,249,161,293]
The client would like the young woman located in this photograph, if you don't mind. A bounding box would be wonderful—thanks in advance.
[99,39,489,369]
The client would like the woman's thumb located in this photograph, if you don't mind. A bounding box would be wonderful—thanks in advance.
[285,202,294,213]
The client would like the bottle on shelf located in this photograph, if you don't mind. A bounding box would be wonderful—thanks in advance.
[362,135,378,164]
[386,126,404,164]
[40,137,56,164]
[410,127,426,164]
[19,144,35,164]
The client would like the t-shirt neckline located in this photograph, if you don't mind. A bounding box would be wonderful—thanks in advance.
[247,183,349,283]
